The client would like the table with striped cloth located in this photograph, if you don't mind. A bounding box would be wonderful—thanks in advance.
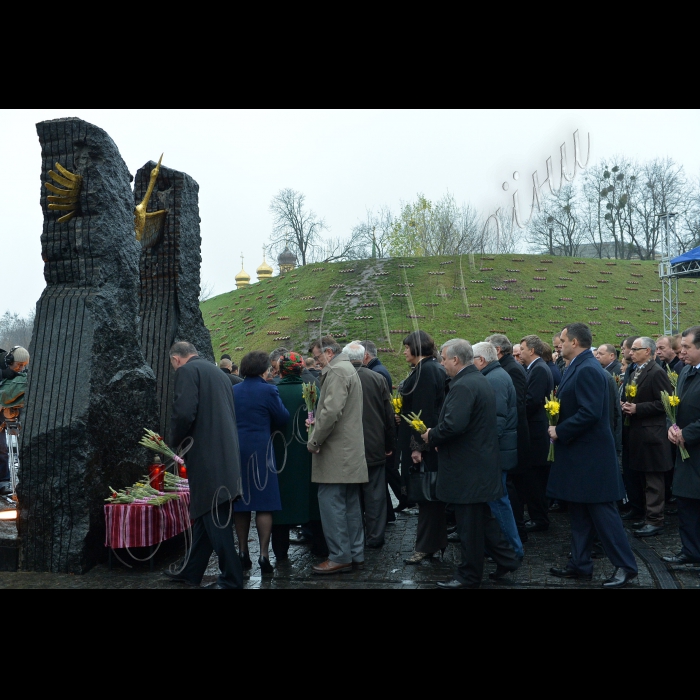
[105,491,192,549]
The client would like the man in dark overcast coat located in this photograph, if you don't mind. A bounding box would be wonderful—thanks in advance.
[666,326,700,566]
[424,338,520,589]
[547,323,638,588]
[520,335,554,533]
[166,341,244,589]
[487,334,530,538]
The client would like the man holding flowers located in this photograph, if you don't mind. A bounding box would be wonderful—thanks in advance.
[546,324,638,588]
[620,337,673,538]
[423,338,519,589]
[665,326,700,566]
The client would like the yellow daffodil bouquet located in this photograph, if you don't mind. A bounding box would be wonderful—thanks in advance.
[661,390,689,460]
[544,391,560,462]
[391,389,403,415]
[401,410,428,435]
[624,381,637,426]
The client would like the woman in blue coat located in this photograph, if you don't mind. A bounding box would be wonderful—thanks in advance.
[233,351,290,574]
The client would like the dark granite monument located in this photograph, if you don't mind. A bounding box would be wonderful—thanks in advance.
[133,160,214,437]
[18,118,159,573]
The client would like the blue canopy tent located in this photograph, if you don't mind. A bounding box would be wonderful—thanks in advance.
[670,245,700,277]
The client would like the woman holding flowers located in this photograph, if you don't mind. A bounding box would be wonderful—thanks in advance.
[233,351,290,574]
[270,352,326,560]
[398,330,447,564]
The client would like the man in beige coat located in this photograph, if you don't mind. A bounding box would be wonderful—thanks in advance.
[308,336,368,574]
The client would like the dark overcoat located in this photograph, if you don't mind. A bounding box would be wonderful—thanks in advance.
[354,364,395,467]
[429,365,502,504]
[233,375,290,511]
[546,349,624,503]
[604,359,622,376]
[272,376,319,525]
[547,360,562,390]
[499,353,530,473]
[672,364,700,499]
[524,357,554,467]
[170,355,243,520]
[367,357,392,391]
[622,361,673,473]
[481,361,518,471]
[398,357,446,474]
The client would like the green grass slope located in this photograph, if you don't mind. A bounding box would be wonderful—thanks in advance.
[200,255,700,381]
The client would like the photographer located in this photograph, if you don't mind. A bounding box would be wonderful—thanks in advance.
[0,346,29,496]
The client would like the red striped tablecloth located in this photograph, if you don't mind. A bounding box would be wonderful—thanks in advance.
[105,491,191,548]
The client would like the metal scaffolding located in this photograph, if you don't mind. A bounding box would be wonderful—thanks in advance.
[658,213,679,335]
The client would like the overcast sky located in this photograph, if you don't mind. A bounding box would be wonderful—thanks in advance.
[2,109,699,317]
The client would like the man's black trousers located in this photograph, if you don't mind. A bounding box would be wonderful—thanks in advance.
[178,501,244,589]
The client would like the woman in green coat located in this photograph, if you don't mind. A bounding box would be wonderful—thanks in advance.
[271,352,326,560]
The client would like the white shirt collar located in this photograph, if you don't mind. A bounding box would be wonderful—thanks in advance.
[526,357,540,371]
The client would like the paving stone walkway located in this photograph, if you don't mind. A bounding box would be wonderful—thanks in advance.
[1,506,698,589]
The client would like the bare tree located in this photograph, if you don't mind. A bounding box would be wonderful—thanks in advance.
[268,188,327,266]
[199,280,215,303]
[527,184,584,256]
[0,310,35,350]
[351,206,396,259]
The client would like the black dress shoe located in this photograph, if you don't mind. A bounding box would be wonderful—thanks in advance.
[162,570,198,586]
[447,532,461,543]
[621,510,644,521]
[239,550,252,570]
[602,567,637,588]
[550,567,592,581]
[662,553,700,566]
[524,521,549,533]
[634,524,664,537]
[259,556,274,574]
[630,520,646,529]
[489,564,520,581]
[202,582,227,589]
[446,525,457,534]
[436,579,479,589]
[365,540,384,549]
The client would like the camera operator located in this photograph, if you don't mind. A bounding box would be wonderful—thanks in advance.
[0,346,29,496]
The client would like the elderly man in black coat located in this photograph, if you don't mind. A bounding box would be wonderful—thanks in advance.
[621,336,674,537]
[487,334,531,537]
[547,324,638,588]
[344,341,395,547]
[423,339,520,589]
[666,326,700,566]
[165,341,244,589]
[520,335,554,533]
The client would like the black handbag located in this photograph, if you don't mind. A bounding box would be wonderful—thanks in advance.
[407,460,438,503]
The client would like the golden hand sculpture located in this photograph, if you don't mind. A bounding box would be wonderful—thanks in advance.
[45,163,82,223]
[134,153,167,249]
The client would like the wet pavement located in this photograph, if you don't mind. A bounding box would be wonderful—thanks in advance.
[1,504,699,589]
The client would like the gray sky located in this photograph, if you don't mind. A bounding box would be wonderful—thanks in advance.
[2,109,699,316]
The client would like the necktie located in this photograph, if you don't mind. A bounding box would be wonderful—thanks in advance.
[689,367,698,377]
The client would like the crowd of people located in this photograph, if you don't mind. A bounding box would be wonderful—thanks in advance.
[162,324,700,590]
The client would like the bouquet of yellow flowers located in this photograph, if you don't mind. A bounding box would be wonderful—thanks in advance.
[544,391,560,462]
[624,381,637,426]
[661,390,689,460]
[391,389,403,415]
[401,410,428,434]
[302,382,319,438]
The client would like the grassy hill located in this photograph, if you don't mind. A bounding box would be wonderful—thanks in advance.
[200,254,700,380]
